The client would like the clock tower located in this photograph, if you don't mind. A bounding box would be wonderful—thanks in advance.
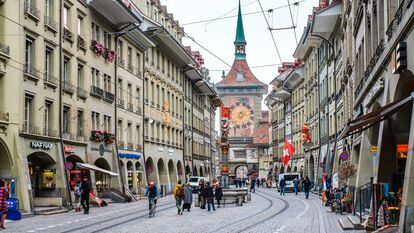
[216,0,268,180]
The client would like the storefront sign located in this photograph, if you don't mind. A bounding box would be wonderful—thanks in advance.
[370,146,378,152]
[362,78,384,107]
[64,146,75,154]
[30,141,52,150]
[397,144,408,159]
[118,153,141,159]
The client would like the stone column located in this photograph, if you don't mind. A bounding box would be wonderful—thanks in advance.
[398,106,414,232]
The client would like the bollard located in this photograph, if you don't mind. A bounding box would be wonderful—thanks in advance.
[195,197,200,207]
[238,197,243,206]
[246,193,251,201]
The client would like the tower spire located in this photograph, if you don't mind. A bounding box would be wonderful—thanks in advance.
[234,0,246,60]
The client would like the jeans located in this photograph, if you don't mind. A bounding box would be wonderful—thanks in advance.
[81,195,89,213]
[175,198,182,213]
[207,199,215,211]
[305,191,309,199]
[280,187,285,195]
[294,186,298,195]
[148,198,157,212]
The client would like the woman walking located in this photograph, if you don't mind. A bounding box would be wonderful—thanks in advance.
[0,179,9,230]
[183,183,193,212]
[215,183,223,208]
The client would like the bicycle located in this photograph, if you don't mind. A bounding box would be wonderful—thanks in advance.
[149,197,157,218]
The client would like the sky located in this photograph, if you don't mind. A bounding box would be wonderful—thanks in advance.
[159,0,319,131]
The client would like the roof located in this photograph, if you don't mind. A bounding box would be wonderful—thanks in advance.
[216,60,267,88]
[234,0,246,45]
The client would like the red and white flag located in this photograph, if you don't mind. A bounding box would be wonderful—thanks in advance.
[282,140,295,165]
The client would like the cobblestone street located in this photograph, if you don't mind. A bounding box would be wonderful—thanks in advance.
[2,188,366,233]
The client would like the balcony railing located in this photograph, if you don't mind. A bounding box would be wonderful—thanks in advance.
[24,1,40,21]
[90,85,104,98]
[62,80,75,94]
[43,127,58,137]
[127,103,133,111]
[63,133,74,141]
[136,106,142,115]
[44,16,57,32]
[117,99,125,108]
[63,27,74,44]
[77,36,86,50]
[117,58,125,67]
[104,91,115,103]
[21,124,40,135]
[77,87,88,99]
[23,64,40,81]
[43,74,58,88]
[127,64,134,73]
[0,42,10,58]
[135,144,143,152]
[127,142,134,150]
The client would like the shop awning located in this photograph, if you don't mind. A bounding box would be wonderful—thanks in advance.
[87,0,141,26]
[338,92,414,140]
[311,1,343,40]
[76,163,119,176]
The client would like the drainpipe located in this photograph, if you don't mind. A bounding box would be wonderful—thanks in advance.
[182,77,186,182]
[316,47,322,191]
[59,0,72,209]
[141,52,149,185]
[191,90,194,175]
[114,34,126,195]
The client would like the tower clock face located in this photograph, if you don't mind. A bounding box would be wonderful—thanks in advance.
[230,98,254,128]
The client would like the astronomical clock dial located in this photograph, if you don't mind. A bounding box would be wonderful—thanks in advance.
[230,98,254,129]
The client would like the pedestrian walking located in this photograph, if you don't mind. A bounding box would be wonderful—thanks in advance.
[80,177,91,214]
[279,178,286,196]
[74,181,82,212]
[256,178,260,188]
[215,183,223,208]
[242,178,246,187]
[0,179,9,230]
[173,180,185,215]
[199,180,206,209]
[303,176,311,199]
[204,182,215,211]
[183,182,193,212]
[293,178,299,195]
[249,178,256,193]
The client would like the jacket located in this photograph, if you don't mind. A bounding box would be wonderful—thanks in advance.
[215,187,223,200]
[204,186,214,200]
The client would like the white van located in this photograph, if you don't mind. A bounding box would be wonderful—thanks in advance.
[278,173,301,192]
[188,176,210,193]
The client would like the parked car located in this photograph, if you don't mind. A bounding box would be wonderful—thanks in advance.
[188,176,210,193]
[278,173,301,192]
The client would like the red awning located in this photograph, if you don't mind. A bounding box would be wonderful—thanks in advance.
[338,92,414,139]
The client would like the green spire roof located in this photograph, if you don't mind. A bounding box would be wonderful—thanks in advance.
[234,0,246,45]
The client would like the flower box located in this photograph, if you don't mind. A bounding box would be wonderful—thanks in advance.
[90,40,104,55]
[90,129,104,142]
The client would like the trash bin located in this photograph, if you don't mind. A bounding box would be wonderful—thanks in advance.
[6,198,21,220]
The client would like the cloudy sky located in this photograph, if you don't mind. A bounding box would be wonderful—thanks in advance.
[161,0,319,89]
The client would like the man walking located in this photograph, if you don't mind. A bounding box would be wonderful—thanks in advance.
[173,180,185,215]
[293,178,299,195]
[80,177,91,214]
[204,182,215,211]
[279,178,286,196]
[303,176,311,199]
[249,178,256,193]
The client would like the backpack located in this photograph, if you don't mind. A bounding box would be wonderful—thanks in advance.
[74,186,81,196]
[176,185,184,198]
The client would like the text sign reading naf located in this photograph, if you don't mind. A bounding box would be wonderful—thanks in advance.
[30,141,53,150]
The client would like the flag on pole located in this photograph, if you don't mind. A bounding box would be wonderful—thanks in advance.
[282,140,295,165]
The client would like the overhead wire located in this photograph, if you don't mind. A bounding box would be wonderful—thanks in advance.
[256,0,283,64]
[287,0,298,44]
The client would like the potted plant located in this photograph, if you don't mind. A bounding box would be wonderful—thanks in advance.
[104,131,115,144]
[342,194,353,213]
[90,129,104,142]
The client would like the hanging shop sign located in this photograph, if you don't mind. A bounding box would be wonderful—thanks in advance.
[340,151,350,161]
[392,41,407,74]
[30,141,53,150]
[221,106,231,119]
[64,146,75,154]
[397,144,408,159]
[65,162,73,170]
[362,78,384,107]
[370,146,378,152]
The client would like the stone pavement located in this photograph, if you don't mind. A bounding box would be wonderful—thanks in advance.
[1,188,367,233]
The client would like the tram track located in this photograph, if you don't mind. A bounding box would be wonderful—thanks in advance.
[208,189,289,233]
[60,202,176,233]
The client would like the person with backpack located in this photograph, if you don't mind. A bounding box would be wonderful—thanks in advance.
[173,180,185,215]
[74,181,82,212]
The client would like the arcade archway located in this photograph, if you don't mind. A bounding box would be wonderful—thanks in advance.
[167,160,177,189]
[27,152,56,198]
[94,158,111,194]
[145,157,157,184]
[0,139,12,178]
